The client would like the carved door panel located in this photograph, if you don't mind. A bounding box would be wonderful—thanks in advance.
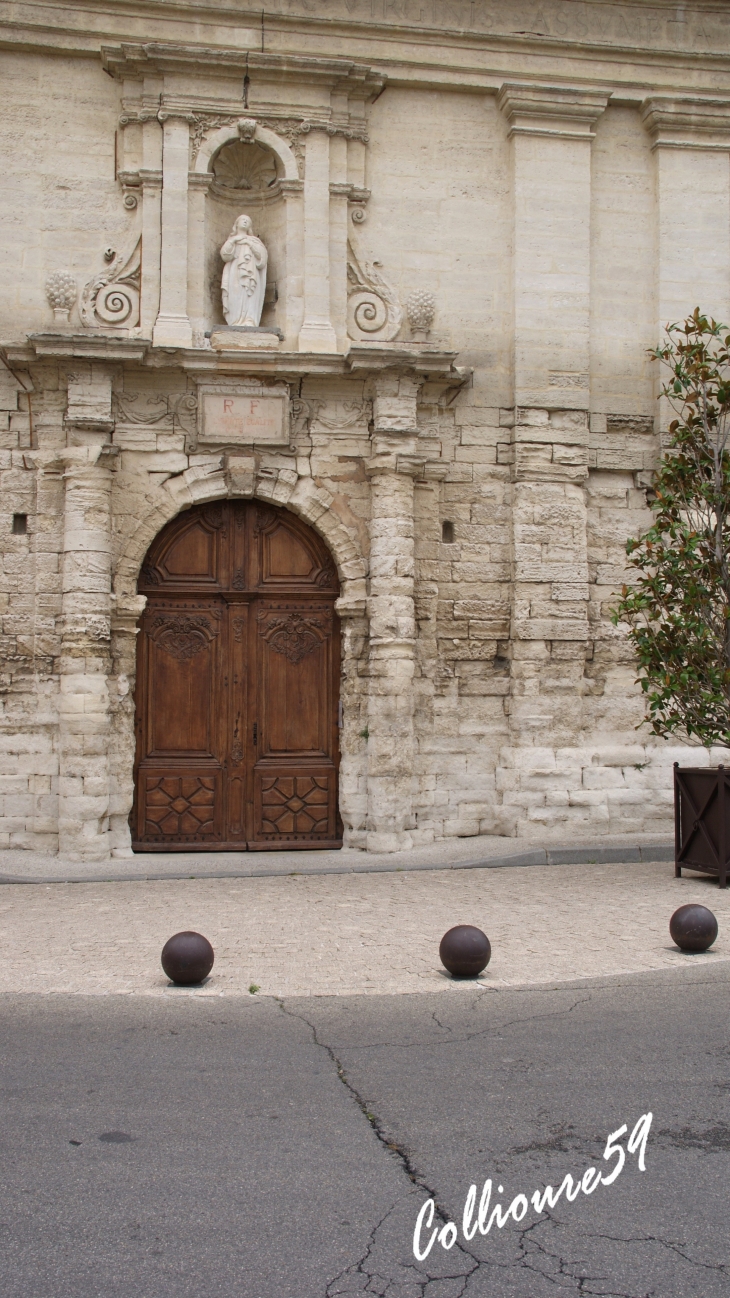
[133,599,227,847]
[132,500,341,852]
[249,601,340,849]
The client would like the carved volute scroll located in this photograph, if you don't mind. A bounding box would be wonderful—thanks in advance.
[80,238,141,330]
[146,613,221,661]
[256,608,331,664]
[347,242,403,342]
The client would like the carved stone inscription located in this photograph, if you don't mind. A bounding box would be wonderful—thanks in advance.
[199,389,289,446]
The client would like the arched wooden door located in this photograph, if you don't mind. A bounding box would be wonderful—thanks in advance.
[132,501,341,851]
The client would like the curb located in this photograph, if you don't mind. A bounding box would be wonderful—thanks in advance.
[0,841,675,886]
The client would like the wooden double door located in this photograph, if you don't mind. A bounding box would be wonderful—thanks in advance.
[132,501,341,851]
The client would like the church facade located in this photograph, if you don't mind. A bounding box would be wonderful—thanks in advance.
[1,0,729,861]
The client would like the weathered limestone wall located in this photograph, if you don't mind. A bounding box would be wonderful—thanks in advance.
[1,0,730,858]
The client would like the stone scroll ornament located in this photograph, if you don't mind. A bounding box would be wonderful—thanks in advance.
[146,614,220,661]
[220,215,268,327]
[80,238,141,329]
[347,242,403,342]
[257,610,330,664]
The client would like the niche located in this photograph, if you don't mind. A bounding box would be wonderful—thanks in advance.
[204,138,286,333]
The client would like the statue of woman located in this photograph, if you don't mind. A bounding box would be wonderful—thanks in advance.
[220,215,268,327]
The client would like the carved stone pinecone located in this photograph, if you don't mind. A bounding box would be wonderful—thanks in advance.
[406,289,436,334]
[45,271,77,310]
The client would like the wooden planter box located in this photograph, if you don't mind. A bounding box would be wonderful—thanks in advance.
[674,763,730,888]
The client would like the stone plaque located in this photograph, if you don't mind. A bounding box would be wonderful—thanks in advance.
[199,388,288,446]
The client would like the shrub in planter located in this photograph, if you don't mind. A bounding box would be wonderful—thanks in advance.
[613,309,730,886]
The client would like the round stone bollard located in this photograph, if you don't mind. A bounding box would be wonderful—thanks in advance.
[161,931,215,985]
[439,925,491,978]
[669,904,718,953]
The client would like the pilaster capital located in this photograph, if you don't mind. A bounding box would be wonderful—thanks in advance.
[60,444,119,476]
[497,83,609,140]
[640,96,730,150]
[111,594,147,636]
[157,108,196,126]
[139,168,163,189]
[188,171,214,190]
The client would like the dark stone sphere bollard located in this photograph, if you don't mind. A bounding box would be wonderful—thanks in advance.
[439,925,491,977]
[161,931,215,985]
[669,904,718,953]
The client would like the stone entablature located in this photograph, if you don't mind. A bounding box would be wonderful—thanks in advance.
[1,3,730,860]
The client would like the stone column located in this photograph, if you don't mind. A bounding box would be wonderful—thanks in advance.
[298,128,338,353]
[153,112,193,348]
[641,97,730,429]
[497,83,607,750]
[365,376,422,852]
[58,445,116,861]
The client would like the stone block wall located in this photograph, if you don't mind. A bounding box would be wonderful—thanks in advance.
[1,1,729,858]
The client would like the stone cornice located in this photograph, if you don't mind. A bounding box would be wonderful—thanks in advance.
[5,2,730,85]
[641,95,730,149]
[101,43,384,97]
[5,332,150,363]
[3,335,462,384]
[497,83,610,140]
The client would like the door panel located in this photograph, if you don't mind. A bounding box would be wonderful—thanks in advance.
[256,603,333,756]
[251,768,338,846]
[139,770,223,845]
[132,501,341,852]
[143,605,223,757]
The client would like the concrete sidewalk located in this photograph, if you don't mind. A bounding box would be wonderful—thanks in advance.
[0,831,674,884]
[0,856,725,999]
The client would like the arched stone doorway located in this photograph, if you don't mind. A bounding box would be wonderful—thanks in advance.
[131,500,342,851]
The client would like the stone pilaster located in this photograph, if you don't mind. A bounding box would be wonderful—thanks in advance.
[329,109,350,350]
[138,105,163,337]
[365,376,421,852]
[641,96,730,432]
[108,593,147,857]
[498,83,607,745]
[58,445,116,861]
[153,112,193,348]
[187,172,214,342]
[298,128,338,353]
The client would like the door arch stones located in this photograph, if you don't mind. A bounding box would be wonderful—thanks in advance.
[132,500,342,851]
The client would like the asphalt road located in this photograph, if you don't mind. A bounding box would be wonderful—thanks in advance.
[0,964,728,1297]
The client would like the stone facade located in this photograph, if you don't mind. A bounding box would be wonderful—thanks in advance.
[1,1,730,860]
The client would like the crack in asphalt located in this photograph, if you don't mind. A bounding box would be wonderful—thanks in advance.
[275,985,730,1297]
[584,1230,729,1278]
[294,988,595,1058]
[276,998,480,1296]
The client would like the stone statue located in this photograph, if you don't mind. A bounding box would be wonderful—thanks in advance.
[220,215,268,328]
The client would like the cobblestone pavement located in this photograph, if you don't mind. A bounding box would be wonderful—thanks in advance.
[0,859,727,998]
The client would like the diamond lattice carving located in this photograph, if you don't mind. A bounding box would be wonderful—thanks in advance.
[144,776,216,837]
[260,776,330,835]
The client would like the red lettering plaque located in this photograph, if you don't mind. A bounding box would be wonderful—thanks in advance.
[199,389,288,446]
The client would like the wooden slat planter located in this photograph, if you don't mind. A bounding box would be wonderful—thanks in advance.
[674,764,730,888]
